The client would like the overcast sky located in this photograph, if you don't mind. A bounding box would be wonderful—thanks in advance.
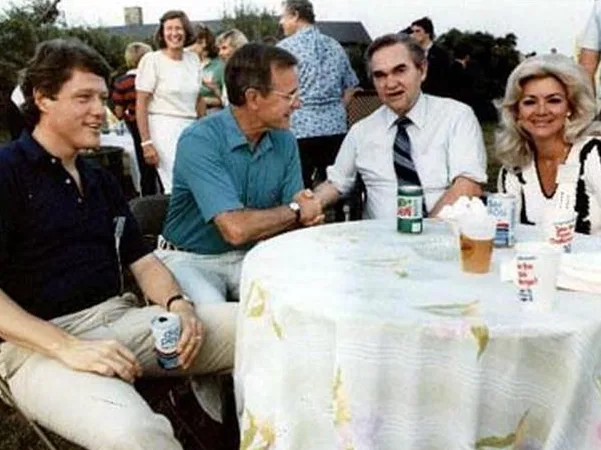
[3,0,596,56]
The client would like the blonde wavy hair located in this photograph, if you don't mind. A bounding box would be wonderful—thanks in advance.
[496,53,600,169]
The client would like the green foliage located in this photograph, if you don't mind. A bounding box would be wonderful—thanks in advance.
[0,0,130,127]
[220,1,279,42]
[437,28,520,100]
[344,44,371,88]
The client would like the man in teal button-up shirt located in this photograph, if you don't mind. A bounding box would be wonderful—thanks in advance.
[157,43,324,304]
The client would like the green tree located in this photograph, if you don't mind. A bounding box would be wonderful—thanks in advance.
[220,1,279,41]
[0,0,129,134]
[437,28,520,100]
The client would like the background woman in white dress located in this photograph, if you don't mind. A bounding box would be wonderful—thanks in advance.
[136,10,204,193]
[496,54,601,235]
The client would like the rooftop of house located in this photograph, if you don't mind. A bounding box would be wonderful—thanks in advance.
[105,20,372,46]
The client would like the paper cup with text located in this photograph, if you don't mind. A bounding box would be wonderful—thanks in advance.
[514,242,561,312]
[541,208,576,253]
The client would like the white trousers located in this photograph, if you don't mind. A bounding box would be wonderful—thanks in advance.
[0,294,237,450]
[148,114,194,194]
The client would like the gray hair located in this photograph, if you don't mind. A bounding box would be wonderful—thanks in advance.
[216,28,249,51]
[282,0,315,24]
[365,33,426,78]
[496,53,601,169]
[124,42,152,69]
[225,43,297,107]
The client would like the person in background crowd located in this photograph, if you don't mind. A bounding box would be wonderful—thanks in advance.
[156,43,323,304]
[496,54,601,235]
[311,33,487,218]
[579,0,601,91]
[136,10,204,194]
[215,28,249,107]
[408,17,450,97]
[111,41,159,195]
[0,38,236,450]
[188,24,225,114]
[277,0,360,188]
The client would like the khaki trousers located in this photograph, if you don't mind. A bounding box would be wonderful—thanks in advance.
[0,294,237,450]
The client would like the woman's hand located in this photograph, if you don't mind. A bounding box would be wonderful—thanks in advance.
[143,143,159,166]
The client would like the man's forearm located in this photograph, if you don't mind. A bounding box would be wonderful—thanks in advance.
[429,176,483,217]
[130,254,181,308]
[0,289,74,359]
[313,181,341,210]
[135,93,152,141]
[215,205,298,246]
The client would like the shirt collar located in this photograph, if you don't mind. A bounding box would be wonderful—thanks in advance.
[18,131,61,166]
[295,25,316,38]
[222,107,275,157]
[385,92,427,130]
[223,107,250,151]
[18,130,96,181]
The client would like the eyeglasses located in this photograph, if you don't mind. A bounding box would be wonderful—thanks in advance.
[270,89,301,105]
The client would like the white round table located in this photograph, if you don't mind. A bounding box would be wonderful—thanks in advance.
[234,220,601,449]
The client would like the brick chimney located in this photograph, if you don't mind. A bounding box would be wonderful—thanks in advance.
[124,6,143,26]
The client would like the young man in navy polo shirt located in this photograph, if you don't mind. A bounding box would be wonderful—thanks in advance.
[0,38,235,450]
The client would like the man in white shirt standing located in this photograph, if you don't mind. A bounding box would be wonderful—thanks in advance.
[312,33,487,218]
[579,0,601,91]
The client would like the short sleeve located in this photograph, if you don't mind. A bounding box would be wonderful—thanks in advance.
[175,129,244,222]
[135,52,158,93]
[326,126,359,195]
[338,45,359,90]
[581,1,601,51]
[447,105,488,184]
[582,139,601,208]
[279,136,303,204]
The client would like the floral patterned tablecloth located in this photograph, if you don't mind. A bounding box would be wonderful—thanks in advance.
[234,219,601,450]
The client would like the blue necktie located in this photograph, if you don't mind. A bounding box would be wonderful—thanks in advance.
[393,117,421,186]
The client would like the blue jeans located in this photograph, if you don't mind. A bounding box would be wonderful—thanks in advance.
[154,249,246,304]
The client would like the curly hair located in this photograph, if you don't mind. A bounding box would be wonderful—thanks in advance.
[124,42,152,69]
[496,53,600,169]
[216,29,249,52]
[153,10,195,49]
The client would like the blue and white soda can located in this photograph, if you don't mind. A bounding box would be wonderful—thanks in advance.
[487,193,517,248]
[151,312,181,370]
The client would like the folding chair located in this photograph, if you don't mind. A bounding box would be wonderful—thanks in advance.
[0,374,58,450]
[128,194,171,251]
[346,89,382,128]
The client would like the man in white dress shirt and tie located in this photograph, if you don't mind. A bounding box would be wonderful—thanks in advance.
[312,33,488,218]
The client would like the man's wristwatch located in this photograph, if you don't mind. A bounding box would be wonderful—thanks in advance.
[165,293,194,311]
[288,201,301,223]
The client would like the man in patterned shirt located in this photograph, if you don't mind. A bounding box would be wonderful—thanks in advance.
[278,0,360,188]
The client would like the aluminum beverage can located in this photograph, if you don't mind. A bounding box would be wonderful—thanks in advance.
[151,312,181,370]
[397,185,423,234]
[487,193,516,248]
